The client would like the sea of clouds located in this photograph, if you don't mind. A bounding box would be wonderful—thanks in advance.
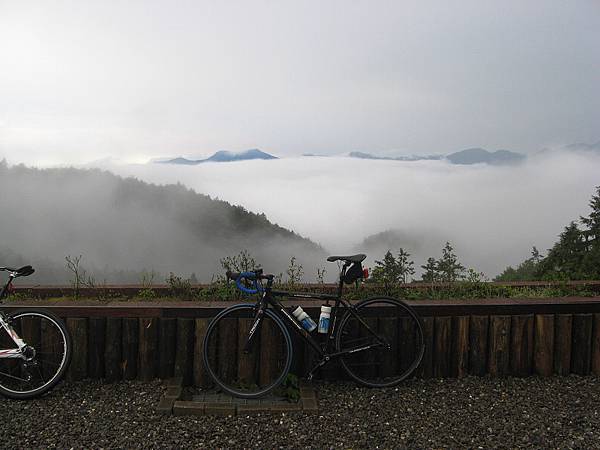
[94,150,600,278]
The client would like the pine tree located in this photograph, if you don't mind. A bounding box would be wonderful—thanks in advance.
[580,186,600,278]
[580,186,600,243]
[436,242,465,282]
[396,248,415,283]
[496,246,543,281]
[372,250,399,288]
[538,222,585,279]
[421,257,438,282]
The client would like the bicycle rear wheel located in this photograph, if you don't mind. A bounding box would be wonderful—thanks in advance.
[336,297,424,388]
[0,309,72,399]
[203,304,293,399]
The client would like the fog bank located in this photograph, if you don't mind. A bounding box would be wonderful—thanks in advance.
[100,151,600,278]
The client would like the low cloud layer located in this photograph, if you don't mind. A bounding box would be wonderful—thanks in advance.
[99,150,600,278]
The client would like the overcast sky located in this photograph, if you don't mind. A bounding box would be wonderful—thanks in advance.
[1,0,599,165]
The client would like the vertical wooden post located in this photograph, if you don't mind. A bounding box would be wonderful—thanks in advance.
[417,317,434,378]
[534,314,554,376]
[488,316,511,376]
[469,316,489,376]
[174,318,194,385]
[553,314,572,375]
[40,317,61,379]
[510,315,533,376]
[433,317,452,378]
[104,317,122,383]
[88,317,106,379]
[193,318,211,388]
[571,314,593,375]
[158,318,176,379]
[67,318,88,381]
[122,318,139,380]
[591,314,600,376]
[138,317,158,381]
[451,316,469,378]
[398,316,416,377]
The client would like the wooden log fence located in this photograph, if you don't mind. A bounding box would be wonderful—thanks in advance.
[4,299,600,385]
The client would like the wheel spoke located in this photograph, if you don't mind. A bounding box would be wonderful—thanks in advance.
[337,298,424,387]
[204,305,293,399]
[0,310,70,398]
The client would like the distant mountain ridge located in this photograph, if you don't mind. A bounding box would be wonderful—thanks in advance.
[0,161,325,283]
[349,148,526,165]
[446,148,526,165]
[349,152,444,162]
[158,149,277,165]
[565,141,600,153]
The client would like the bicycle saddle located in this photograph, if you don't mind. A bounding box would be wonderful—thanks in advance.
[327,254,367,263]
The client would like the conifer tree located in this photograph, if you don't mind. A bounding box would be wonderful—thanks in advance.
[436,242,465,282]
[372,250,399,288]
[396,248,415,283]
[421,257,438,282]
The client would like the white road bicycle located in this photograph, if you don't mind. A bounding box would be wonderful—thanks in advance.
[0,266,72,399]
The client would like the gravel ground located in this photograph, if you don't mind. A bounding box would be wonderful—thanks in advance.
[1,376,600,449]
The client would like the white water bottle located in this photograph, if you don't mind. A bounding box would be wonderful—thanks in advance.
[292,306,317,332]
[318,305,331,334]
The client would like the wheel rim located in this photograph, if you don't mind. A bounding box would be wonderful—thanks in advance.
[0,312,69,395]
[203,305,293,398]
[337,298,424,387]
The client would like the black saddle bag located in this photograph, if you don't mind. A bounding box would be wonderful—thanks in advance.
[344,262,364,284]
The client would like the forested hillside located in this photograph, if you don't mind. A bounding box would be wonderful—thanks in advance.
[0,161,326,284]
[497,186,600,281]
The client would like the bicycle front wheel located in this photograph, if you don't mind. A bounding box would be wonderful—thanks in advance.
[0,309,72,399]
[203,304,293,399]
[336,297,424,388]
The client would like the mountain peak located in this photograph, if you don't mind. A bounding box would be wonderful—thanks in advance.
[206,149,277,162]
[156,149,278,165]
[446,148,525,165]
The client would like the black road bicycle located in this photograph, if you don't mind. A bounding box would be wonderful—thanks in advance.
[0,266,72,399]
[203,254,425,399]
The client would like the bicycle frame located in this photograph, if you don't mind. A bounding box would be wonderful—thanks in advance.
[241,264,388,373]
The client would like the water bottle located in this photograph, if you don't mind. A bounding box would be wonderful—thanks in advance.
[292,306,317,332]
[318,305,331,334]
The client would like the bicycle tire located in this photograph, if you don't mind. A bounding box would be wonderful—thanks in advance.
[336,297,424,388]
[0,309,72,399]
[203,304,293,399]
